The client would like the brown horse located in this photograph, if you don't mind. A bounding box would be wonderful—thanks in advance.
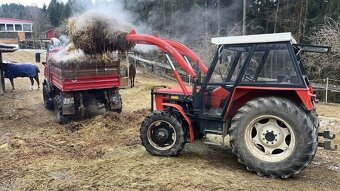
[1,63,40,91]
[129,63,136,88]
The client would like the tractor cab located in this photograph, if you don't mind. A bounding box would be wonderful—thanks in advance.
[200,33,305,116]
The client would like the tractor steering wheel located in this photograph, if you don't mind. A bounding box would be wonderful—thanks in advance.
[279,75,291,83]
[243,74,254,82]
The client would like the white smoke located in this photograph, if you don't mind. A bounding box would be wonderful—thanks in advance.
[68,10,133,33]
[58,35,69,45]
[70,0,151,34]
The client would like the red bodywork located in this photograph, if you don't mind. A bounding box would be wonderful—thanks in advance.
[44,47,120,91]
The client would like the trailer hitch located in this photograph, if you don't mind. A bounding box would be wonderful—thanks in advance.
[318,130,338,151]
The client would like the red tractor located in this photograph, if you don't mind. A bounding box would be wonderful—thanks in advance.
[125,31,337,178]
[39,47,122,124]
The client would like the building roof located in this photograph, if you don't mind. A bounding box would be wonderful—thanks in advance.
[0,18,33,24]
[211,32,297,45]
[43,29,56,33]
[0,43,17,53]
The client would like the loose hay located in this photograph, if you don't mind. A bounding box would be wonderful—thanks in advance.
[49,51,118,68]
[68,11,135,54]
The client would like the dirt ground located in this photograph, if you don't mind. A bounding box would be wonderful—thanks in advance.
[0,50,339,191]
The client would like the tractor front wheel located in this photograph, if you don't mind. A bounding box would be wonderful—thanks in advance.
[229,97,317,178]
[140,111,186,156]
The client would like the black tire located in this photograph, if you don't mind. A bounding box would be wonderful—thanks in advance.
[106,93,122,113]
[43,81,54,110]
[229,97,317,178]
[140,111,186,156]
[54,95,69,124]
[113,109,122,114]
[309,110,320,129]
[114,93,122,114]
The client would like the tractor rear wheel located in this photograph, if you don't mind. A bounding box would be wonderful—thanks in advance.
[140,111,186,156]
[229,97,317,178]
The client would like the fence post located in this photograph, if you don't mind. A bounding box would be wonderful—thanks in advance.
[134,53,137,67]
[0,52,4,95]
[126,52,129,86]
[325,77,329,103]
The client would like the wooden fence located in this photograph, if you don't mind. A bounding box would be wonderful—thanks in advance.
[128,54,192,84]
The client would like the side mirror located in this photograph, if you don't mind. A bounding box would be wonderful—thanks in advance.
[35,52,41,63]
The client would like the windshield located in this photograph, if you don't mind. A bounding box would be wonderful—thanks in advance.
[209,45,251,84]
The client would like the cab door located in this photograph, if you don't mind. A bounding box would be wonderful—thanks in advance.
[200,45,253,118]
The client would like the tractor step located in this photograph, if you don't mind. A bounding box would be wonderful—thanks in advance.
[203,141,223,147]
[204,129,224,135]
[203,134,225,147]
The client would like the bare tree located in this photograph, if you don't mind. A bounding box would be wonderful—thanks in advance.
[242,0,247,35]
[27,6,52,39]
[193,24,242,65]
[305,17,340,79]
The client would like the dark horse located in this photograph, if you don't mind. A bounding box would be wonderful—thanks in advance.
[1,63,40,91]
[129,63,136,88]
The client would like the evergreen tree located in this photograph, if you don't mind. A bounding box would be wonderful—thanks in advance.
[61,2,71,21]
[47,0,62,27]
[42,3,47,13]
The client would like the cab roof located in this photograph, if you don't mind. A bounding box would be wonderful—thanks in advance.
[211,32,297,45]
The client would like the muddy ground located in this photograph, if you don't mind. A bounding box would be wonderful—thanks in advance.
[0,50,339,191]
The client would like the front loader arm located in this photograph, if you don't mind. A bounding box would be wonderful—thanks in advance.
[162,39,208,74]
[126,30,200,96]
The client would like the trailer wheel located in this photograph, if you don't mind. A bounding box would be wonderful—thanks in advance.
[106,93,122,113]
[43,81,54,110]
[113,109,122,113]
[229,97,317,178]
[140,111,186,156]
[54,95,69,124]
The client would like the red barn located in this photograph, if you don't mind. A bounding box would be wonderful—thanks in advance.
[42,29,56,39]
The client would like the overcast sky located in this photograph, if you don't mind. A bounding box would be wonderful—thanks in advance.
[0,0,90,8]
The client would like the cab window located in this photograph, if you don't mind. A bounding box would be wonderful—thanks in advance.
[242,43,301,85]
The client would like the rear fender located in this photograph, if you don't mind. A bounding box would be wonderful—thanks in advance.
[225,88,314,120]
[162,103,194,143]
